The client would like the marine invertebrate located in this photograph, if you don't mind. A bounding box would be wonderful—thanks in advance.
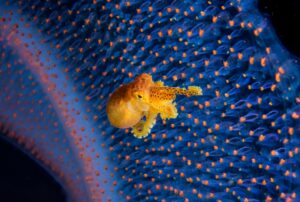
[0,4,120,202]
[0,0,299,202]
[107,73,202,138]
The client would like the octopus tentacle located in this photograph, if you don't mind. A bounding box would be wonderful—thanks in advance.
[157,103,178,120]
[150,86,202,100]
[132,108,158,138]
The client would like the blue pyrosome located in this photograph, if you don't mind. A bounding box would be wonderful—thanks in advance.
[0,0,299,201]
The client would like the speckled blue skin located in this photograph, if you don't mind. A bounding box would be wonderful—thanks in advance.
[0,0,299,201]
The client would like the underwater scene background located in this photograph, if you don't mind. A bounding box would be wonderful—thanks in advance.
[0,0,299,202]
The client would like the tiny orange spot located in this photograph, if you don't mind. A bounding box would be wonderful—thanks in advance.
[212,16,218,23]
[239,117,246,122]
[199,29,204,37]
[158,31,163,38]
[249,57,254,65]
[260,57,266,67]
[238,53,243,60]
[291,112,299,119]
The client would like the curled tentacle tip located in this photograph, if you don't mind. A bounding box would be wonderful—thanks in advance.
[188,86,203,96]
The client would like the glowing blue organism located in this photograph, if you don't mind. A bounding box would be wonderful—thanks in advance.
[0,0,299,201]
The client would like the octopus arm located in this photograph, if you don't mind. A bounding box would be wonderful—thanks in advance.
[132,108,158,138]
[156,102,178,120]
[150,86,202,100]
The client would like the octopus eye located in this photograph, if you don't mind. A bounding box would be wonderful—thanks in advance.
[133,91,143,100]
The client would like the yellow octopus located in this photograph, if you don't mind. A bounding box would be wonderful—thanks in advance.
[106,73,202,138]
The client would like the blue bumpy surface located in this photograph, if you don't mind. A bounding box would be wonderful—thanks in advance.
[0,0,299,201]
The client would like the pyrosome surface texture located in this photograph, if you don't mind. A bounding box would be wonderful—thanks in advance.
[0,0,299,202]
